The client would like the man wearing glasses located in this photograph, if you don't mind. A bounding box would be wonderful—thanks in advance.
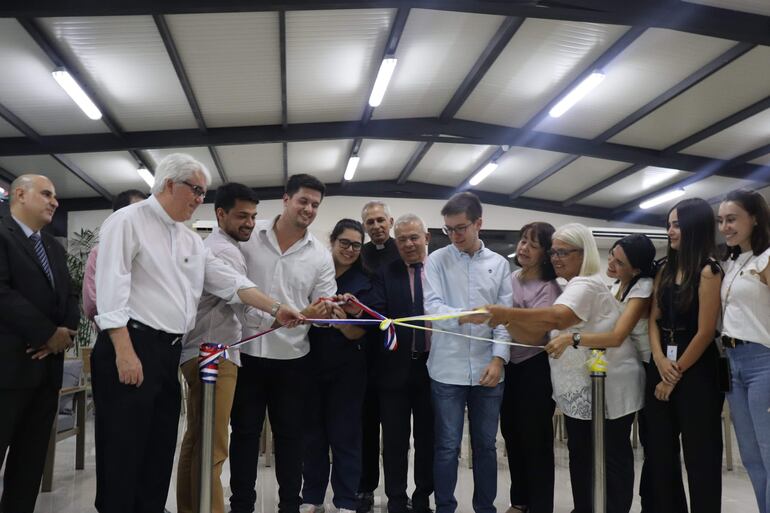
[93,154,302,513]
[423,192,512,513]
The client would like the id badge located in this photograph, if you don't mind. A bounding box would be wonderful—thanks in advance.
[666,345,678,361]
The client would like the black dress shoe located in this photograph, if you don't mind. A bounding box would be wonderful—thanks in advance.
[356,492,374,513]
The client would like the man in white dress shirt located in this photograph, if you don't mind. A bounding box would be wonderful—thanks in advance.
[230,174,337,513]
[92,154,301,513]
[176,182,261,513]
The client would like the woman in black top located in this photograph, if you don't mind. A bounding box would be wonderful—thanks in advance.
[645,198,724,513]
[301,219,372,513]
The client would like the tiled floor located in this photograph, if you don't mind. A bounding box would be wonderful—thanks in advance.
[5,414,759,513]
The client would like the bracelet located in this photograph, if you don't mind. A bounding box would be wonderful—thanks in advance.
[270,301,282,317]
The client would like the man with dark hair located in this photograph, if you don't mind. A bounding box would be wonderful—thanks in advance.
[231,173,336,513]
[176,182,259,513]
[424,192,512,513]
[83,189,148,321]
[0,174,80,513]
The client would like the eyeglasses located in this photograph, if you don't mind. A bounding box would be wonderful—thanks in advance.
[442,223,472,236]
[180,180,207,198]
[336,238,363,251]
[547,248,582,259]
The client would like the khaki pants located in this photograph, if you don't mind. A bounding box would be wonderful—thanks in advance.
[176,358,238,513]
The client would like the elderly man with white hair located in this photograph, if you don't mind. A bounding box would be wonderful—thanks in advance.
[92,153,302,513]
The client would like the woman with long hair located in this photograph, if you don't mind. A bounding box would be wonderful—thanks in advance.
[301,219,372,513]
[468,223,643,513]
[717,190,770,513]
[646,197,723,513]
[501,223,562,513]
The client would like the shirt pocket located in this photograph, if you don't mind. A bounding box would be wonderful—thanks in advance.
[179,253,206,298]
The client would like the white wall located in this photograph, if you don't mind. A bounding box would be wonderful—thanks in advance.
[67,195,664,247]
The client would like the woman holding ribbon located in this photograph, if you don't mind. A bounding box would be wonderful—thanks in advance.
[717,189,770,513]
[646,197,723,513]
[470,223,643,513]
[301,218,372,513]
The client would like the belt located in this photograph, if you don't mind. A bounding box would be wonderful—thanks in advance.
[722,335,750,348]
[128,319,183,345]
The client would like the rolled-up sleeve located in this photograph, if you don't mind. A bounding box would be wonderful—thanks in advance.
[203,248,256,304]
[95,213,136,330]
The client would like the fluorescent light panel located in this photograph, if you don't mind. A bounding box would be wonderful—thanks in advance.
[468,162,498,186]
[137,167,155,188]
[507,252,517,258]
[639,188,685,210]
[51,69,102,120]
[368,58,397,107]
[549,71,605,118]
[343,156,360,181]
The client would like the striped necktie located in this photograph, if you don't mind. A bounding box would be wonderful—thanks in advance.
[29,233,54,286]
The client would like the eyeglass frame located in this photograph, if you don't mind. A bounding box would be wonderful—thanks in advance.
[180,180,207,198]
[546,248,583,259]
[442,222,473,236]
[335,238,363,251]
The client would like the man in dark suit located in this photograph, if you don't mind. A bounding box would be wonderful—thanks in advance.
[0,174,80,513]
[369,213,434,513]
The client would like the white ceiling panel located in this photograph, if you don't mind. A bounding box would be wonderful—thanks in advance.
[65,151,150,195]
[40,16,198,131]
[579,166,686,208]
[473,147,569,194]
[145,147,223,188]
[682,108,770,159]
[372,9,504,120]
[610,46,770,150]
[537,29,735,139]
[166,13,282,128]
[352,139,422,182]
[288,140,353,184]
[0,19,109,135]
[455,19,628,128]
[0,155,97,197]
[0,118,22,138]
[750,154,770,166]
[410,143,496,187]
[216,144,284,187]
[286,9,394,123]
[685,0,770,15]
[643,176,759,215]
[525,157,631,201]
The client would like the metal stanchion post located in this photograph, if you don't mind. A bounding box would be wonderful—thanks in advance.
[590,349,607,513]
[198,343,225,513]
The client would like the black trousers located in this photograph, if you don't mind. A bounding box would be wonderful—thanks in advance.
[302,354,367,510]
[359,374,381,494]
[565,413,635,513]
[637,362,653,513]
[645,347,723,513]
[379,356,434,513]
[91,324,182,513]
[499,352,555,513]
[0,385,58,513]
[229,354,309,513]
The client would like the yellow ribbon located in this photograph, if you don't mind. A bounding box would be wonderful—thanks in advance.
[587,349,608,373]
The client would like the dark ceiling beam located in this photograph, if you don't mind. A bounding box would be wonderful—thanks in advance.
[51,154,113,199]
[0,165,17,183]
[342,7,410,186]
[439,16,524,122]
[610,143,770,217]
[2,0,769,45]
[505,25,646,199]
[0,102,41,142]
[396,141,432,184]
[17,17,153,177]
[2,117,769,183]
[154,14,228,183]
[562,42,755,206]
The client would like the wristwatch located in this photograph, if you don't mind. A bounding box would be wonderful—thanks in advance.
[270,301,282,317]
[571,332,581,348]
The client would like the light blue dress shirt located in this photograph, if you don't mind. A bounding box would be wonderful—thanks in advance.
[424,241,513,386]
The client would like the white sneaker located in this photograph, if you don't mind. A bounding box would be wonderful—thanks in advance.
[300,504,325,513]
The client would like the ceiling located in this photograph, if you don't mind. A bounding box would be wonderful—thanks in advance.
[0,0,769,226]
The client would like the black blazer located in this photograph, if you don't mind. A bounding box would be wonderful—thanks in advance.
[369,258,428,390]
[0,215,80,389]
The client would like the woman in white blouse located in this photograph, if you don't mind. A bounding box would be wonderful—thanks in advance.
[475,223,644,513]
[717,189,770,513]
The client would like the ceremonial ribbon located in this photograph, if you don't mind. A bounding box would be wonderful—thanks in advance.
[587,349,608,373]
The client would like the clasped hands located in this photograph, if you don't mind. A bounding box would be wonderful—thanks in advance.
[653,354,682,402]
[26,326,77,360]
[302,294,364,329]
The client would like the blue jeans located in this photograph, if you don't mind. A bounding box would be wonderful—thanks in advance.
[727,342,770,513]
[431,380,503,513]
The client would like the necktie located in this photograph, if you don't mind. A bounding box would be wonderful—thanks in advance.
[410,262,425,353]
[30,233,54,286]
